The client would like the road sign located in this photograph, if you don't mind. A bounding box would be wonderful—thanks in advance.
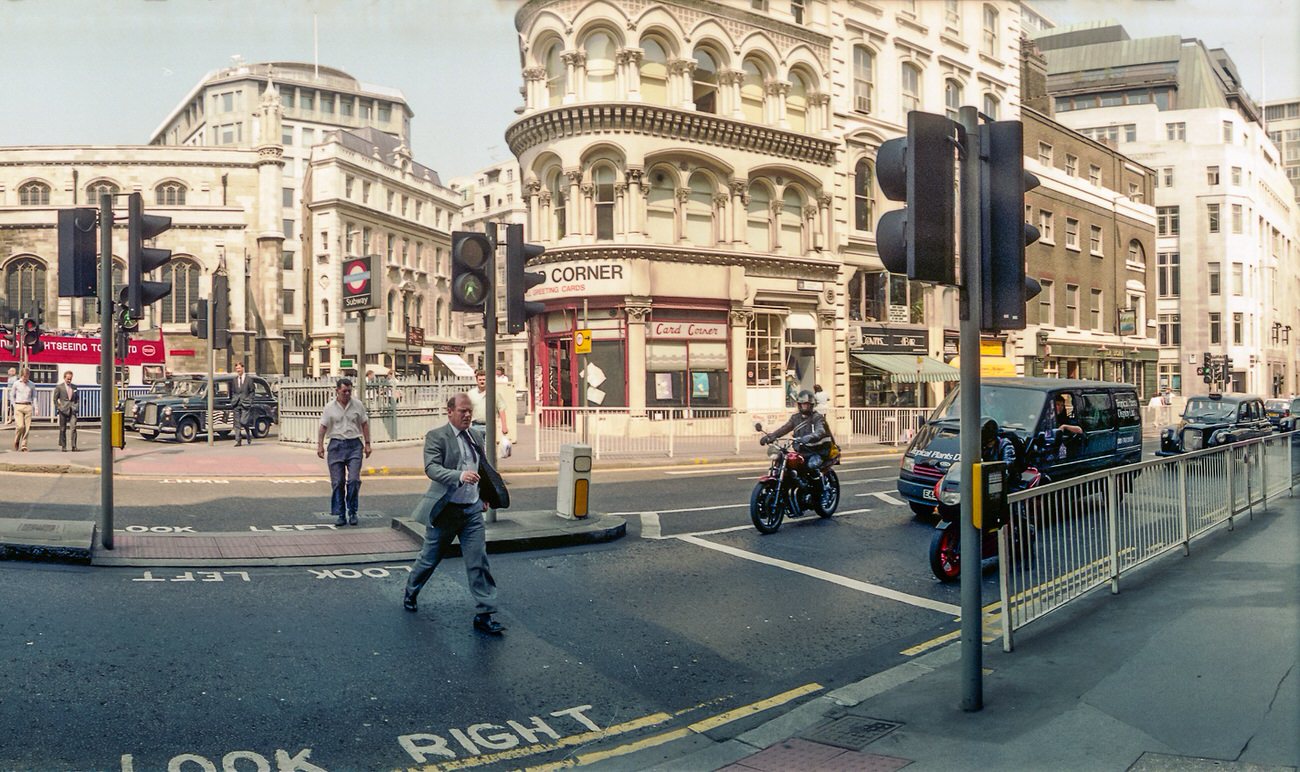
[341,256,380,311]
[406,326,425,347]
[574,329,592,354]
[339,358,354,369]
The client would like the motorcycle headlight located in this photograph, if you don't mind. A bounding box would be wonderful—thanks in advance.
[940,490,961,506]
[901,456,915,472]
[766,444,779,458]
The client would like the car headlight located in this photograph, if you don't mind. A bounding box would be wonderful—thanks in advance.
[162,407,172,417]
[901,456,915,472]
[940,490,961,506]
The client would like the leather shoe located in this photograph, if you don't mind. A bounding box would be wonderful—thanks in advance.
[402,592,418,613]
[348,514,359,526]
[334,515,347,526]
[473,614,505,635]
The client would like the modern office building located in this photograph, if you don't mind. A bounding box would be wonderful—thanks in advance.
[1264,98,1300,205]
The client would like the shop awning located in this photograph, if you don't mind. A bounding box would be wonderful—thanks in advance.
[434,352,476,378]
[852,353,960,383]
[946,356,1019,377]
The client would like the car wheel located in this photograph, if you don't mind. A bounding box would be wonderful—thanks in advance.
[176,419,199,443]
[254,417,272,439]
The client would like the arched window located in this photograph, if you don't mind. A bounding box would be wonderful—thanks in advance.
[746,182,772,252]
[740,59,766,123]
[854,160,875,232]
[900,63,921,114]
[852,47,874,114]
[435,298,445,337]
[86,180,119,202]
[584,31,617,101]
[158,258,200,325]
[640,38,669,105]
[155,182,186,206]
[415,297,424,332]
[787,70,810,132]
[692,49,719,113]
[1128,239,1146,266]
[780,188,805,254]
[945,79,963,121]
[19,181,50,206]
[684,172,715,246]
[3,258,46,318]
[983,93,1000,120]
[982,5,1000,57]
[543,41,566,106]
[82,261,124,326]
[388,290,400,332]
[646,169,676,244]
[593,166,616,240]
[546,169,567,239]
[321,299,330,327]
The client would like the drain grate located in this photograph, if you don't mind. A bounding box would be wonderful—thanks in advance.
[802,716,903,751]
[17,523,58,532]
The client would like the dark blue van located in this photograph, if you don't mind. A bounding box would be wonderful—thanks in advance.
[897,378,1143,515]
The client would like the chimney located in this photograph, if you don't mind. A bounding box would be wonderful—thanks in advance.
[1020,36,1051,116]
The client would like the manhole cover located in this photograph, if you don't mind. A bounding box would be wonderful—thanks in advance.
[802,716,902,751]
[17,523,58,532]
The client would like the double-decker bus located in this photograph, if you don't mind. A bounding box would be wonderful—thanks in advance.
[0,332,167,420]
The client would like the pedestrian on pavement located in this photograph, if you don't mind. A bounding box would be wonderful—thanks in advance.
[1,366,15,426]
[812,383,829,415]
[9,368,34,452]
[54,370,80,452]
[231,362,254,446]
[402,391,505,635]
[467,369,508,445]
[316,377,372,526]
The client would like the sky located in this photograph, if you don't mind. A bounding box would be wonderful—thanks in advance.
[1,0,1296,180]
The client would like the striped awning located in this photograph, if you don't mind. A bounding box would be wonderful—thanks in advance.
[851,353,961,383]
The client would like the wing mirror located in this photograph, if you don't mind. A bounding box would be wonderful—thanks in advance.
[754,421,764,432]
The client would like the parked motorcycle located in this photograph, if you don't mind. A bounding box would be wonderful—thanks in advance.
[928,430,1054,582]
[749,422,841,534]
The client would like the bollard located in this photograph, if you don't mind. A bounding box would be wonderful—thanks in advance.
[556,443,592,519]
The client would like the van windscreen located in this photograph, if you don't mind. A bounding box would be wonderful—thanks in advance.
[931,386,1044,434]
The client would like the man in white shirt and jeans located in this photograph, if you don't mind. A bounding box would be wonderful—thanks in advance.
[9,368,35,452]
[316,377,372,526]
[467,369,508,445]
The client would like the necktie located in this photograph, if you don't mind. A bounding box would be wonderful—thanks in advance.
[461,431,477,465]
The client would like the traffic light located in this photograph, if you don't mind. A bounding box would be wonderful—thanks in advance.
[126,191,173,319]
[451,230,493,313]
[212,273,230,349]
[1203,352,1212,372]
[876,111,958,284]
[504,223,546,335]
[57,208,98,298]
[115,290,140,333]
[980,120,1042,331]
[22,317,44,356]
[0,325,14,355]
[189,298,209,339]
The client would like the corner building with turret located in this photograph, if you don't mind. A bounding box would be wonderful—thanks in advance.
[508,0,1025,422]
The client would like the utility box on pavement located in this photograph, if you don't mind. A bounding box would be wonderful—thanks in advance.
[556,443,592,519]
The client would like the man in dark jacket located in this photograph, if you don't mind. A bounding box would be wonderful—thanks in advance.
[761,389,834,471]
[231,362,255,446]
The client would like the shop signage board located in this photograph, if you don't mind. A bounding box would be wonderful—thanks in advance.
[525,259,632,300]
[647,321,727,340]
[341,255,380,312]
[854,326,927,354]
[1117,307,1137,336]
[888,305,910,323]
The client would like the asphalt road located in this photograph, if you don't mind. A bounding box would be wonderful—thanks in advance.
[0,457,1008,770]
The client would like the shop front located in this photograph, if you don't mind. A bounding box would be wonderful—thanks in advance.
[849,324,957,407]
[1027,337,1158,398]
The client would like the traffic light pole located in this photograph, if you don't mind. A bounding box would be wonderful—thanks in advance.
[484,225,499,523]
[98,193,114,550]
[957,105,984,712]
[207,298,215,447]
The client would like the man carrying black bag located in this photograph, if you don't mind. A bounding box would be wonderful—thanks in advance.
[402,392,507,635]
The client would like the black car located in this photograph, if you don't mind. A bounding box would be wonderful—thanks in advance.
[1158,394,1272,454]
[121,377,194,430]
[134,374,279,443]
[1264,399,1293,431]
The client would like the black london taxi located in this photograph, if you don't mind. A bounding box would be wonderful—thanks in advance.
[897,378,1142,515]
[1264,399,1292,431]
[1158,393,1272,454]
[121,376,193,430]
[134,374,279,443]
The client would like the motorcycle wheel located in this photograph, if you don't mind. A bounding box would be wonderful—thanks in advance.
[749,481,785,534]
[929,526,961,583]
[813,469,840,518]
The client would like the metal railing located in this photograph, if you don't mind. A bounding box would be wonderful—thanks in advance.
[846,407,932,446]
[276,377,473,445]
[998,431,1295,651]
[0,385,152,422]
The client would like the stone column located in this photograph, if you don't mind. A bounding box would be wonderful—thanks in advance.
[614,181,628,238]
[565,170,582,241]
[713,192,730,244]
[730,180,749,245]
[581,182,595,237]
[626,302,653,415]
[625,168,644,235]
[538,190,552,242]
[767,80,790,128]
[803,203,820,254]
[729,308,754,413]
[675,187,691,242]
[809,92,831,134]
[818,309,843,435]
[524,180,542,237]
[522,67,546,111]
[818,193,833,252]
[253,85,287,374]
[769,201,784,253]
[618,48,643,101]
[561,51,585,103]
[718,69,744,117]
[669,59,695,109]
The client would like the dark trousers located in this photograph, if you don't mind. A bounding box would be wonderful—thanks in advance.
[58,410,78,450]
[234,407,254,443]
[327,437,363,516]
[405,501,497,614]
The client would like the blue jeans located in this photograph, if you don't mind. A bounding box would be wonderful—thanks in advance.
[327,437,363,516]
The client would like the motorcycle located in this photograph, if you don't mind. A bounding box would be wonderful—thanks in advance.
[749,421,841,534]
[928,430,1055,582]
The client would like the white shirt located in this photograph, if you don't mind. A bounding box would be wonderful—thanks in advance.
[9,380,34,405]
[467,387,500,424]
[319,398,369,441]
[448,429,481,505]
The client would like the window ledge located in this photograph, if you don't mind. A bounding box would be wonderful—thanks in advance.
[1090,251,1104,258]
[1126,261,1146,272]
[1039,238,1056,247]
[1066,244,1081,253]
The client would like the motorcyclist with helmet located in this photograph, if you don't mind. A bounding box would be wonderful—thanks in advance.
[981,418,1017,467]
[760,389,834,472]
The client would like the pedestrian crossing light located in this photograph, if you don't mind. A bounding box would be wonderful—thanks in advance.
[504,223,546,335]
[126,191,173,319]
[190,298,209,339]
[212,273,231,349]
[451,231,493,313]
[22,316,44,356]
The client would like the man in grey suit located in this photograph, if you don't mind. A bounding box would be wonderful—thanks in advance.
[231,362,255,446]
[54,370,79,452]
[402,392,505,635]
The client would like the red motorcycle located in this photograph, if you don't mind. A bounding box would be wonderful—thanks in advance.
[749,422,841,534]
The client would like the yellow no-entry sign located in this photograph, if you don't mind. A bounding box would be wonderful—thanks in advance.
[574,329,592,354]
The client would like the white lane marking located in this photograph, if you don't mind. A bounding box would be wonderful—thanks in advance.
[640,512,662,540]
[608,503,748,517]
[841,476,902,486]
[642,508,871,540]
[666,465,767,476]
[677,535,960,615]
[870,492,907,505]
[736,464,895,481]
